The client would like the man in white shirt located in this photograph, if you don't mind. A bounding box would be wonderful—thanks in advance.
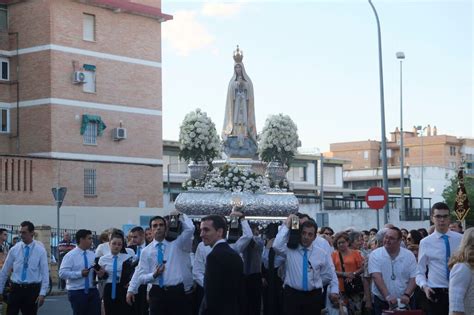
[59,229,105,315]
[0,221,49,315]
[416,202,462,315]
[127,211,194,315]
[127,226,148,315]
[369,227,417,315]
[273,215,339,315]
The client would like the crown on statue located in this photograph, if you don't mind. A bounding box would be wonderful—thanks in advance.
[233,45,243,63]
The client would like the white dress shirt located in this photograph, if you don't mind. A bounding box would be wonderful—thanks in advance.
[416,230,462,289]
[134,214,194,287]
[98,253,133,284]
[314,236,334,255]
[95,243,134,257]
[192,219,252,287]
[369,247,417,301]
[449,262,474,314]
[273,225,339,294]
[0,240,49,296]
[59,247,97,291]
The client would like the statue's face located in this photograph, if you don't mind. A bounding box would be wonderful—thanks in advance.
[235,64,242,76]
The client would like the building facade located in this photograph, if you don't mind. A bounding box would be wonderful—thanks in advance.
[328,126,473,219]
[0,0,171,232]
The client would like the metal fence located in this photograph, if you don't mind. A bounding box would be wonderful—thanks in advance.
[0,224,98,259]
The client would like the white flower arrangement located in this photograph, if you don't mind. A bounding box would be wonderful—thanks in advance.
[179,108,220,163]
[182,164,268,193]
[258,114,300,167]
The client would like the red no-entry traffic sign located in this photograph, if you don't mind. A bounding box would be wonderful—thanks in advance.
[365,187,387,210]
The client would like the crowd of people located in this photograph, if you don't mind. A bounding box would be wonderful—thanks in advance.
[0,201,472,315]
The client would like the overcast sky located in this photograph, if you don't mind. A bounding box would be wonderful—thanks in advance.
[161,0,472,152]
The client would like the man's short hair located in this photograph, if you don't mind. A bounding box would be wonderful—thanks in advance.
[388,227,403,240]
[431,202,450,213]
[201,215,227,234]
[130,226,144,234]
[75,229,92,244]
[0,228,7,234]
[20,221,35,232]
[301,220,318,234]
[149,216,167,229]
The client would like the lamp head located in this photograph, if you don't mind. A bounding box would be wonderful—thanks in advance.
[396,52,405,59]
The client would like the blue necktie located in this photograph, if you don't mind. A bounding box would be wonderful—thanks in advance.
[157,243,164,287]
[111,255,118,300]
[137,246,141,259]
[83,251,90,293]
[441,235,451,280]
[21,245,30,282]
[302,248,308,291]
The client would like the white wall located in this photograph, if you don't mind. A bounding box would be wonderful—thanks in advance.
[297,204,430,232]
[0,205,170,233]
[409,166,455,205]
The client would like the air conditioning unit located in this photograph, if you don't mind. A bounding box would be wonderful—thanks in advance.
[72,71,86,84]
[113,127,127,141]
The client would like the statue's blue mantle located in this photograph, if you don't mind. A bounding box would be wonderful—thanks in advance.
[175,191,299,217]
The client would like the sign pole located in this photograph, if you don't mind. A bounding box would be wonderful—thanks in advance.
[376,209,380,230]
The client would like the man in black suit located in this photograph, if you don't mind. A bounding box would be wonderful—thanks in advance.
[199,215,244,315]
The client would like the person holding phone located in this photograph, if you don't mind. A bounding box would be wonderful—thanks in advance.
[59,229,105,315]
[99,231,133,315]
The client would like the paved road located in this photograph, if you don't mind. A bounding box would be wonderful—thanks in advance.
[39,294,72,315]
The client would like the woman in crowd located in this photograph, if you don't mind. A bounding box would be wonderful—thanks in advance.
[332,232,365,315]
[407,229,423,246]
[448,227,474,315]
[99,231,134,315]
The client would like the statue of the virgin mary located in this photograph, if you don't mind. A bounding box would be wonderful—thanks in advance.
[222,46,257,149]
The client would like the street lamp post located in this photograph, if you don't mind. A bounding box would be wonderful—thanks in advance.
[368,0,389,224]
[396,51,405,214]
[416,126,425,221]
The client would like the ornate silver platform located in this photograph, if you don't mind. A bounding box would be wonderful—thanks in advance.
[175,191,299,217]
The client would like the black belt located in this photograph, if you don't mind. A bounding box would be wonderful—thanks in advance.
[284,285,322,295]
[11,282,41,289]
[432,288,449,293]
[152,283,184,292]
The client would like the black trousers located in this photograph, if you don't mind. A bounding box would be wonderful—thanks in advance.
[149,284,191,315]
[283,286,322,315]
[131,285,148,315]
[262,270,283,315]
[7,283,41,315]
[427,288,449,315]
[193,284,204,315]
[244,273,262,315]
[103,283,132,315]
[67,288,101,315]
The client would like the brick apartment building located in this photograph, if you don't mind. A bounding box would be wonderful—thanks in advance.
[330,125,473,172]
[328,126,474,217]
[0,0,171,232]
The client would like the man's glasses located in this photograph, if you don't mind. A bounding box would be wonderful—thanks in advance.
[433,214,449,220]
[152,224,159,228]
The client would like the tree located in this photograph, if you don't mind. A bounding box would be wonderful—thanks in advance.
[442,172,474,228]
